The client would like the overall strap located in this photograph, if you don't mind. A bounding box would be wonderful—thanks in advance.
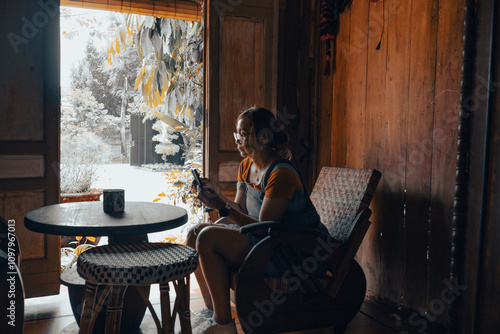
[260,159,321,227]
[260,159,309,199]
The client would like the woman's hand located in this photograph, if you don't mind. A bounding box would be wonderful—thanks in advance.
[193,177,225,210]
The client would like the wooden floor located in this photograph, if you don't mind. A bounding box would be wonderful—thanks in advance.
[23,276,444,334]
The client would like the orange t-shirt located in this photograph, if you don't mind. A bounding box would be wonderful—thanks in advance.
[237,157,302,200]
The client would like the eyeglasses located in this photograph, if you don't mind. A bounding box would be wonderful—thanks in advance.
[233,132,251,143]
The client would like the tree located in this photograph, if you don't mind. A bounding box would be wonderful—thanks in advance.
[62,89,119,136]
[66,11,143,159]
[104,35,143,157]
[60,89,114,194]
[61,7,108,41]
[70,41,121,116]
[62,8,142,117]
[103,12,143,113]
[108,15,204,168]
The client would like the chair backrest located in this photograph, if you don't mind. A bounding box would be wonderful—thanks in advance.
[310,167,381,244]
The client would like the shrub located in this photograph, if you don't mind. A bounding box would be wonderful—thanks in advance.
[60,131,111,193]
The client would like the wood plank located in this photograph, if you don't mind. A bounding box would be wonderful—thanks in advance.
[21,270,60,299]
[0,179,47,192]
[20,235,60,274]
[345,0,369,170]
[206,0,223,183]
[271,0,279,113]
[219,16,266,152]
[0,0,44,141]
[3,191,60,297]
[403,0,439,312]
[330,9,349,168]
[475,1,500,331]
[0,155,45,178]
[282,0,315,187]
[0,142,46,154]
[378,0,411,306]
[316,33,334,174]
[310,0,323,181]
[360,300,445,334]
[0,194,4,216]
[4,192,45,259]
[344,0,370,267]
[362,0,389,298]
[427,0,464,328]
[478,107,500,330]
[345,310,399,333]
[42,0,61,207]
[459,2,494,333]
[218,161,240,182]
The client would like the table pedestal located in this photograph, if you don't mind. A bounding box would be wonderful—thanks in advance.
[60,267,150,332]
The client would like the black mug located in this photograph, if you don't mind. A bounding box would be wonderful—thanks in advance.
[103,189,125,214]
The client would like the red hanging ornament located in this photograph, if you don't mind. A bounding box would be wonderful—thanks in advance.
[319,0,353,76]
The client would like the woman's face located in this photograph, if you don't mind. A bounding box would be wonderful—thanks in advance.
[235,117,255,158]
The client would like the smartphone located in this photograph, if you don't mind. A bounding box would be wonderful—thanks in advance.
[191,169,203,189]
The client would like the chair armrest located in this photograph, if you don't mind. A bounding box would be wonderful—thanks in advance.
[239,221,283,234]
[240,221,323,234]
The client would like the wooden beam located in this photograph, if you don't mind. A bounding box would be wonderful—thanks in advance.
[61,0,202,21]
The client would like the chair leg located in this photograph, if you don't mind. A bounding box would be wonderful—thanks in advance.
[104,285,126,334]
[160,283,174,334]
[136,285,163,334]
[174,276,192,334]
[79,282,98,334]
[88,286,112,333]
[114,286,127,334]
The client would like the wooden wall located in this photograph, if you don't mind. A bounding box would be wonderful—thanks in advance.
[314,0,464,328]
[0,0,61,298]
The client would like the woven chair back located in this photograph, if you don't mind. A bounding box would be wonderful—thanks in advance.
[310,167,381,244]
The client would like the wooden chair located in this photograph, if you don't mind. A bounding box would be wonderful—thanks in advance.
[232,167,382,333]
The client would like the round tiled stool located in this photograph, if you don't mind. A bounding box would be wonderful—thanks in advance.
[77,241,199,334]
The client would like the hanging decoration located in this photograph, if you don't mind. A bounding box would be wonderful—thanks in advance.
[370,0,387,50]
[320,0,353,76]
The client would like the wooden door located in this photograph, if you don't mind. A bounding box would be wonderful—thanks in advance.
[205,0,283,197]
[0,0,60,298]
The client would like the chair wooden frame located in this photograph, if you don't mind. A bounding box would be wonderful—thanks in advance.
[231,167,381,333]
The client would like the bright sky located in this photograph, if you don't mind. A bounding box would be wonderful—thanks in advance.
[60,7,111,89]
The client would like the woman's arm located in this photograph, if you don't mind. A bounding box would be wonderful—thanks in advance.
[233,187,247,214]
[196,181,288,230]
[213,197,287,226]
[259,197,289,222]
[195,178,290,233]
[196,178,247,214]
[222,197,289,238]
[197,185,256,227]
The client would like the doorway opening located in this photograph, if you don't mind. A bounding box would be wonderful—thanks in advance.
[59,6,204,257]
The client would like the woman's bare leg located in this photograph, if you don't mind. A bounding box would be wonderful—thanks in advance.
[196,227,250,325]
[186,223,214,310]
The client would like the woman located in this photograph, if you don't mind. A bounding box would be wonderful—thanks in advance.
[186,107,326,334]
